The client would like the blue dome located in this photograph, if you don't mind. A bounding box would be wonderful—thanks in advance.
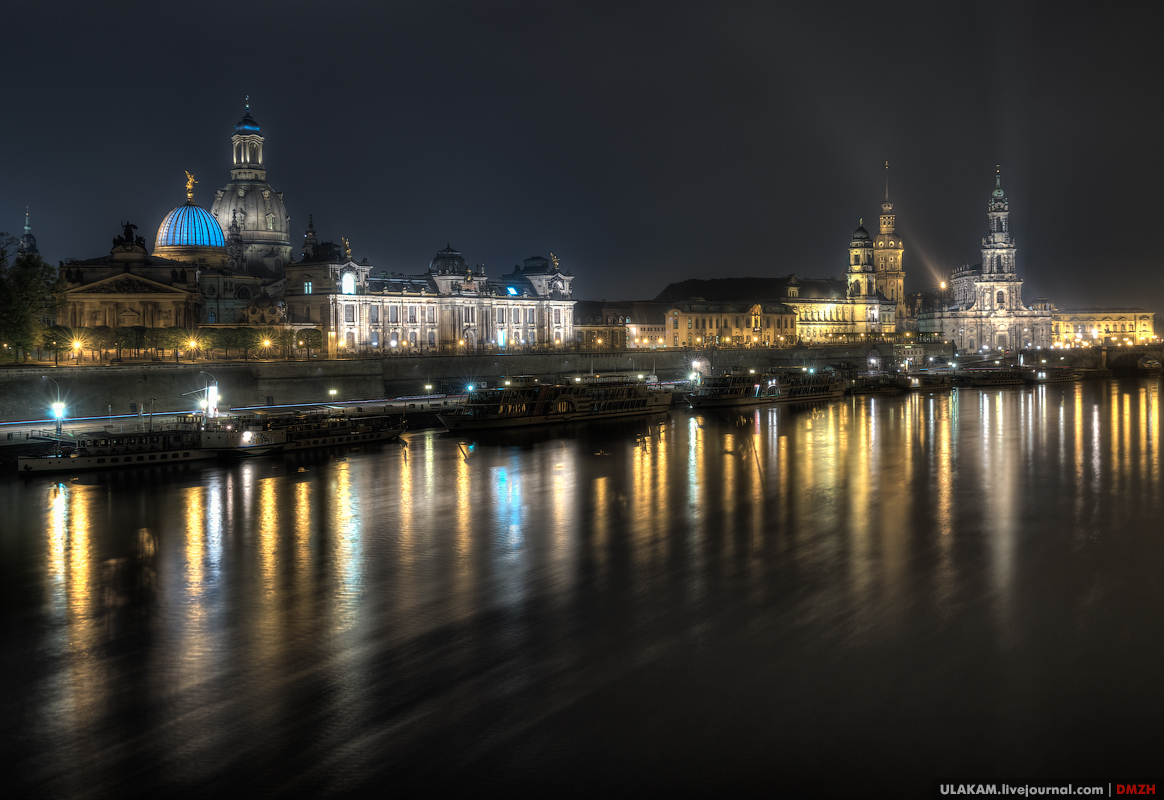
[156,203,226,249]
[235,109,261,134]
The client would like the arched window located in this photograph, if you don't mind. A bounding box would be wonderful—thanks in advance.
[237,287,251,301]
[996,291,1005,307]
[341,273,356,295]
[207,312,216,323]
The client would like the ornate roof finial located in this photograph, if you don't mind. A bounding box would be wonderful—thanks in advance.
[184,170,198,203]
[885,160,889,200]
[24,205,31,234]
[245,94,250,111]
[995,164,1002,188]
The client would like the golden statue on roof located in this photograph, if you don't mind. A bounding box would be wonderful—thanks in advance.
[550,252,560,270]
[184,170,198,202]
[341,236,352,260]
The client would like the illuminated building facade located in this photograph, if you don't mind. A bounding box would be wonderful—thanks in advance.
[57,222,203,328]
[918,168,1052,351]
[571,301,670,349]
[664,301,798,347]
[283,240,575,353]
[1051,308,1156,345]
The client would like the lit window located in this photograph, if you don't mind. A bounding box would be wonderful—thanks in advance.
[342,274,355,295]
[304,281,312,295]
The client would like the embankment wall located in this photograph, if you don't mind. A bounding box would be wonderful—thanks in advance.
[0,342,952,421]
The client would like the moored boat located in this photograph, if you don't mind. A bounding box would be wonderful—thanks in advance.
[254,407,407,450]
[848,376,905,396]
[687,368,783,408]
[438,375,671,431]
[1022,367,1079,384]
[963,369,1025,387]
[893,373,954,392]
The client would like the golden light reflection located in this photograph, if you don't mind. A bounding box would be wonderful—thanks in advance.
[330,461,362,631]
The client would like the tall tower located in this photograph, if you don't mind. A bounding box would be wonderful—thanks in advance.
[210,100,292,275]
[873,161,905,320]
[982,165,1016,275]
[849,220,882,332]
[18,207,38,254]
[976,165,1023,313]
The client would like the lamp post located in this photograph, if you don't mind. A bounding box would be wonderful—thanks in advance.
[42,375,64,435]
[200,371,219,418]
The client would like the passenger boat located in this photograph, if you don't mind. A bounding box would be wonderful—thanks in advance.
[689,368,846,407]
[770,370,847,403]
[848,376,904,396]
[17,414,282,473]
[437,375,672,431]
[894,373,954,392]
[253,407,407,450]
[964,369,1025,387]
[1022,367,1079,384]
[687,369,784,408]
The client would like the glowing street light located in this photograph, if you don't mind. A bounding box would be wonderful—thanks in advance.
[42,375,64,434]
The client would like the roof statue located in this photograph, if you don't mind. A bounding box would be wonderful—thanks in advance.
[341,236,352,260]
[550,253,561,270]
[185,170,198,202]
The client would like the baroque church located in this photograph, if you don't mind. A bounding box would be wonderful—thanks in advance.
[919,169,1053,351]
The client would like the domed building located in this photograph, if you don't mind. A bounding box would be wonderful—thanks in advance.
[209,103,292,275]
[154,175,228,267]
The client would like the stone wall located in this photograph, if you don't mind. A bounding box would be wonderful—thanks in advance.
[0,342,956,422]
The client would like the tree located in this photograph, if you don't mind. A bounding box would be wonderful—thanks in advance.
[276,328,295,359]
[139,326,162,359]
[0,234,65,363]
[158,327,187,360]
[36,324,72,366]
[299,328,323,358]
[131,326,149,358]
[112,327,136,360]
[231,327,260,360]
[92,325,114,361]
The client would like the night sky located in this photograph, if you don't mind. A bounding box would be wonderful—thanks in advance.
[5,1,1161,309]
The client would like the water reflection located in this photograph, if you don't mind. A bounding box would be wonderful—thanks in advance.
[3,380,1163,792]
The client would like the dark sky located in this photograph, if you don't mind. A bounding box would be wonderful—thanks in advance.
[5,1,1162,309]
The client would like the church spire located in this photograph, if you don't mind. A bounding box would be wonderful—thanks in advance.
[885,160,889,200]
[18,206,38,254]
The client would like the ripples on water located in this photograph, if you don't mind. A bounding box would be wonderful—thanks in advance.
[1,382,1161,794]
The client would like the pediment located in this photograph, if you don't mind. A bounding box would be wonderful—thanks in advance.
[68,273,189,295]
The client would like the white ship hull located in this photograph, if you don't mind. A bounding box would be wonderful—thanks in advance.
[19,448,218,473]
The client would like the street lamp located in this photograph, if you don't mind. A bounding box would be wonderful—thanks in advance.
[42,375,64,435]
[200,371,219,418]
[329,388,337,400]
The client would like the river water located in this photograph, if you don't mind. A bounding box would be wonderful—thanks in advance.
[2,381,1161,795]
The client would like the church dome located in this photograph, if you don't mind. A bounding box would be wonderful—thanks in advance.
[429,244,467,273]
[235,109,261,134]
[156,203,226,248]
[851,224,870,241]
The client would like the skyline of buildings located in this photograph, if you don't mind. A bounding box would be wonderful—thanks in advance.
[9,103,1157,352]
